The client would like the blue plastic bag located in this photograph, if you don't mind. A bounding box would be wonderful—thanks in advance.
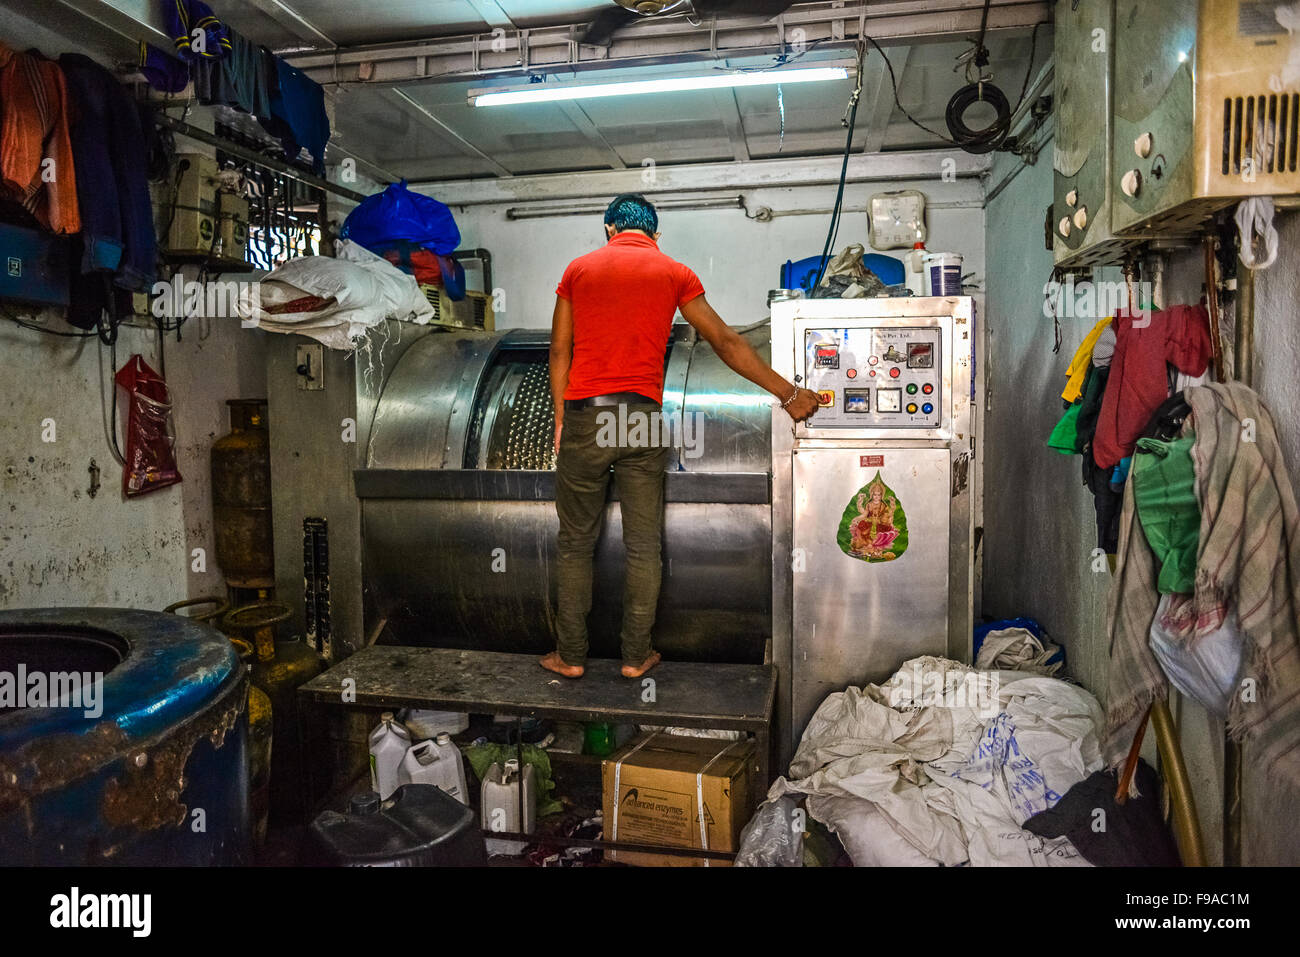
[340,180,461,255]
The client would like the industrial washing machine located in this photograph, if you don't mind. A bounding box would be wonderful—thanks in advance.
[770,297,978,761]
[350,297,977,766]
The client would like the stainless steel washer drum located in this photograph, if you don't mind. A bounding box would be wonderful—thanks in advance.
[356,322,773,663]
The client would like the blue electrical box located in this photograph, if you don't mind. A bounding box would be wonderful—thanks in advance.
[0,222,71,308]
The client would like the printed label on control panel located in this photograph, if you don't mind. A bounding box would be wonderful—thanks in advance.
[860,455,884,467]
[838,472,908,563]
[804,326,941,429]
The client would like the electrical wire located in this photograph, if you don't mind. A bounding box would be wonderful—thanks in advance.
[812,40,865,288]
[862,21,1044,151]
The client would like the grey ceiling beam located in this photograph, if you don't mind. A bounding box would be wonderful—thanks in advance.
[464,0,518,30]
[241,0,337,50]
[555,101,629,170]
[711,88,751,163]
[406,147,990,205]
[47,0,170,51]
[380,88,515,178]
[859,48,907,153]
[286,1,1050,88]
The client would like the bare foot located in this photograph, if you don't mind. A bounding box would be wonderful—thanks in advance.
[540,651,584,678]
[621,651,661,678]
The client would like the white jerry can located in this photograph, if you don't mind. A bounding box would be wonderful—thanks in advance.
[398,733,469,804]
[368,711,411,800]
[481,758,536,856]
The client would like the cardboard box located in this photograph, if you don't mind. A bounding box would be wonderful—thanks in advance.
[601,733,757,867]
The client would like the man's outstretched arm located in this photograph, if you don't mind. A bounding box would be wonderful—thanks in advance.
[679,294,820,421]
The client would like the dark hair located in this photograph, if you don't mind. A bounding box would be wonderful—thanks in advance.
[603,193,659,234]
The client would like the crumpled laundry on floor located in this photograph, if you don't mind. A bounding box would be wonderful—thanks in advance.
[767,656,1105,866]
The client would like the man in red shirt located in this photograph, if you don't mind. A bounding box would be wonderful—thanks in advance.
[544,193,819,679]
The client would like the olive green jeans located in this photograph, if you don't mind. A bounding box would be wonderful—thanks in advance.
[554,402,668,667]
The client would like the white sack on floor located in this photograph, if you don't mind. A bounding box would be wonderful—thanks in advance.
[975,627,1064,676]
[236,240,433,349]
[768,656,1102,867]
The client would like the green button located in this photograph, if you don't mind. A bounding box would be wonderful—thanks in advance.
[906,383,918,395]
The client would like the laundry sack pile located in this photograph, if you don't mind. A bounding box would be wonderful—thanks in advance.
[236,240,433,349]
[763,656,1105,866]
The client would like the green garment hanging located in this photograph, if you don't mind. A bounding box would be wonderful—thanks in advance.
[1048,403,1083,455]
[1132,430,1200,594]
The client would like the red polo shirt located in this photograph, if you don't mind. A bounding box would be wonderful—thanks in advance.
[556,232,705,403]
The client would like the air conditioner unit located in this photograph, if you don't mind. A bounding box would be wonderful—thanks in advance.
[1111,0,1300,235]
[419,286,495,332]
[1053,0,1141,266]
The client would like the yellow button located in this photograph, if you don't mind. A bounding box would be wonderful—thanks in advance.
[906,402,918,414]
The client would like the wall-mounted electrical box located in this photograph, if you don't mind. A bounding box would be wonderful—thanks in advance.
[1111,0,1300,235]
[1053,0,1141,266]
[157,153,252,270]
[0,223,70,308]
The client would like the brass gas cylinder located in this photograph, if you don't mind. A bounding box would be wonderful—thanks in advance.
[211,399,274,589]
[223,602,324,824]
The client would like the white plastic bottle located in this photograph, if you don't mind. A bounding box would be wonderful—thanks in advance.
[906,240,928,296]
[480,758,536,856]
[397,732,468,804]
[368,711,411,800]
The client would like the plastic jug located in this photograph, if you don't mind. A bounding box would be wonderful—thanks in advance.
[480,758,536,856]
[398,733,468,805]
[368,711,411,800]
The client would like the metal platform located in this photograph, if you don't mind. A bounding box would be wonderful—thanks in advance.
[298,645,777,786]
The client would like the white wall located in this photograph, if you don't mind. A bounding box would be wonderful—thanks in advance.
[0,312,268,610]
[437,174,985,331]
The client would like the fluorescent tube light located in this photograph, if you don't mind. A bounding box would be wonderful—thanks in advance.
[470,66,848,107]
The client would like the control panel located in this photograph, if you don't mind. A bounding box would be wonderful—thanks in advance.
[802,326,942,428]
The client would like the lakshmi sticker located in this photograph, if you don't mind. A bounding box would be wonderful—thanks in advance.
[838,471,909,562]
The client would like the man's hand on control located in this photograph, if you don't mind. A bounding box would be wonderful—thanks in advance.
[783,388,821,422]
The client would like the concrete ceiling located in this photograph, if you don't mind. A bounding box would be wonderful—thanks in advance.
[26,1,1051,183]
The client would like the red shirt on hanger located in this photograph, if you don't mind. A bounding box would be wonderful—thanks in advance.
[1093,304,1212,469]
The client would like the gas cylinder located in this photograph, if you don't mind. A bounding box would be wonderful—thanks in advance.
[223,601,323,824]
[211,399,274,589]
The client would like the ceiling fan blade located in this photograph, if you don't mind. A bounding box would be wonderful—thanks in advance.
[581,6,643,46]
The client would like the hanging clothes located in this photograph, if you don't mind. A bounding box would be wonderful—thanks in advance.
[1104,382,1300,790]
[266,59,330,175]
[1061,316,1112,404]
[163,0,232,61]
[193,30,273,120]
[138,42,190,94]
[58,54,157,293]
[1132,432,1200,594]
[0,42,81,235]
[1092,305,1211,469]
